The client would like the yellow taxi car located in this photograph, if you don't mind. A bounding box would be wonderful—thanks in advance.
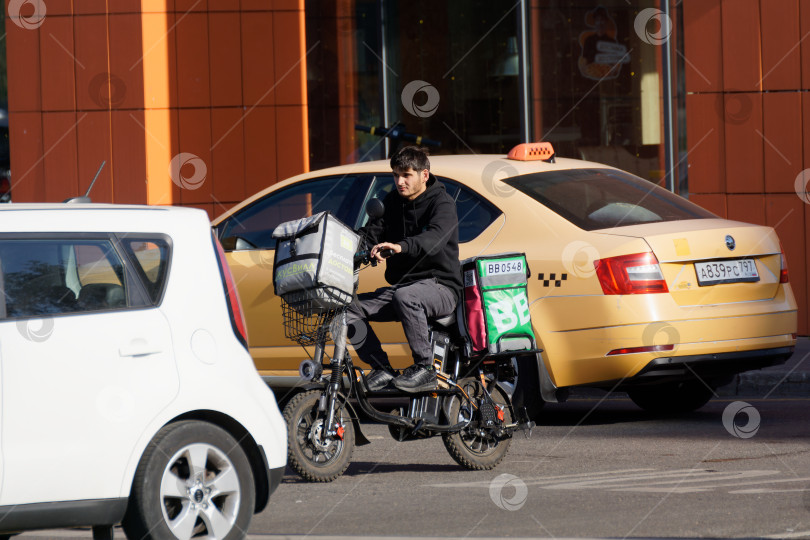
[213,143,797,415]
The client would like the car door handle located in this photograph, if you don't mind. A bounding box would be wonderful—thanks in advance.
[119,339,163,357]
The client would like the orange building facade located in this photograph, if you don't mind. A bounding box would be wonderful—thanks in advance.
[683,0,809,335]
[4,0,309,217]
[3,0,808,334]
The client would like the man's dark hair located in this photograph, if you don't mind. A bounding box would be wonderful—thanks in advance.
[390,146,430,172]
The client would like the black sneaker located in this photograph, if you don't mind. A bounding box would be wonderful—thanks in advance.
[393,364,437,393]
[365,367,396,391]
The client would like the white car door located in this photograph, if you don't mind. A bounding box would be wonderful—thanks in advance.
[0,236,178,505]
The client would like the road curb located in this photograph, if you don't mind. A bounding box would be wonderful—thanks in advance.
[717,339,809,398]
[718,371,810,398]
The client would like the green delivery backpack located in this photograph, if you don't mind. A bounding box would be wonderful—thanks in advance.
[461,253,536,355]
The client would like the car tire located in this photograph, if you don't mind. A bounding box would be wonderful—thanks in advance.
[122,420,255,540]
[627,380,714,414]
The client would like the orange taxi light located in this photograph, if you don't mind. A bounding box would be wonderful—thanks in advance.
[780,244,789,284]
[507,142,556,163]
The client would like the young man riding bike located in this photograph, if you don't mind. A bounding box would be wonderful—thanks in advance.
[347,146,462,393]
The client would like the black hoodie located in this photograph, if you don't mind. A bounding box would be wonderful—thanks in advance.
[359,174,462,299]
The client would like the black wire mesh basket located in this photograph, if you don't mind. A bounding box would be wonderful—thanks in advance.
[280,288,350,346]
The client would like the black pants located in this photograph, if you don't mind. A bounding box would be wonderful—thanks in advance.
[346,278,456,368]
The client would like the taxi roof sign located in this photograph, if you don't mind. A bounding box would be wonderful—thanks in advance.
[507,142,556,163]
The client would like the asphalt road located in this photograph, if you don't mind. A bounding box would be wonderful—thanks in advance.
[23,395,809,540]
[247,396,810,539]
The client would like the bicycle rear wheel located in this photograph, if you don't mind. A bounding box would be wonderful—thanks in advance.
[443,380,512,470]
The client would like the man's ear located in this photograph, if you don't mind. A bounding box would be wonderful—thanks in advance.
[420,169,429,183]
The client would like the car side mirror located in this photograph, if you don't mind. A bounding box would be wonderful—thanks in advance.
[365,198,385,220]
[220,236,257,251]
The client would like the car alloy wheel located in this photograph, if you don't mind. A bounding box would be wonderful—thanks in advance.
[160,442,241,539]
[123,420,255,540]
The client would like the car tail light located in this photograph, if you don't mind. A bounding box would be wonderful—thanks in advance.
[779,244,789,284]
[607,344,675,356]
[213,234,249,350]
[594,252,669,295]
[0,176,10,202]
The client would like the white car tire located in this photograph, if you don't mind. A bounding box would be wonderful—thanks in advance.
[122,420,255,540]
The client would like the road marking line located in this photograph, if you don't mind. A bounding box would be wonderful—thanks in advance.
[764,531,810,539]
[732,487,809,494]
[541,469,762,489]
[700,476,810,490]
[428,467,809,495]
[597,470,779,491]
[426,468,654,488]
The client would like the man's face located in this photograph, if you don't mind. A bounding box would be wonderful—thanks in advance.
[392,167,429,200]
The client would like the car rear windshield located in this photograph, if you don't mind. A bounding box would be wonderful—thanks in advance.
[503,168,716,231]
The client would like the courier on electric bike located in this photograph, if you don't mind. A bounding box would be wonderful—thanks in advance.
[271,200,539,482]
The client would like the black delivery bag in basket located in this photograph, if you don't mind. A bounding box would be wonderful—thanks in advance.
[272,211,359,312]
[461,252,536,356]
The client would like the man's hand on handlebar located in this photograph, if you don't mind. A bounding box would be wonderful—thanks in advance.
[370,242,400,262]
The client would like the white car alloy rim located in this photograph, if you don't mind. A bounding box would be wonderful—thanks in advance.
[159,442,241,540]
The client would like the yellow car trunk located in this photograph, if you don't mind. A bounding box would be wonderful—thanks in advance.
[597,219,782,305]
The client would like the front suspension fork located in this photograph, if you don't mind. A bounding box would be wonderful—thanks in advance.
[320,311,349,437]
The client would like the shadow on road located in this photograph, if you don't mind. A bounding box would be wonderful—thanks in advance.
[343,461,462,476]
[536,397,717,427]
[281,461,462,482]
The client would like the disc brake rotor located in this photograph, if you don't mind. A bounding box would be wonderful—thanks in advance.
[308,419,332,451]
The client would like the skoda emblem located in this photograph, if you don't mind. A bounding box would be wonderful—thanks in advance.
[725,235,736,251]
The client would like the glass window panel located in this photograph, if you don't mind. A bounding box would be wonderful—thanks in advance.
[0,240,127,317]
[504,168,715,231]
[220,176,363,249]
[360,175,501,243]
[122,238,170,305]
[444,179,502,243]
[529,1,679,189]
[306,1,523,166]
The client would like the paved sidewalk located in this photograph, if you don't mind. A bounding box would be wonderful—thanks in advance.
[717,336,810,397]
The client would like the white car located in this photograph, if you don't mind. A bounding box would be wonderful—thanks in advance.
[0,204,287,539]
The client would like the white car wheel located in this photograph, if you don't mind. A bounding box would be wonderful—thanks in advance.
[123,421,255,540]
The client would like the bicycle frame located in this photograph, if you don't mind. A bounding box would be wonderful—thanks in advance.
[308,309,530,440]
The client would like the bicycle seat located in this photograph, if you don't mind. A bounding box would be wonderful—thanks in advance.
[430,312,456,328]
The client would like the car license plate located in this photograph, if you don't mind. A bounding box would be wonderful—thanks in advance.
[694,259,759,286]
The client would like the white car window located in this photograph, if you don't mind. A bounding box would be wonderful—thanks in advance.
[120,237,171,305]
[0,239,127,317]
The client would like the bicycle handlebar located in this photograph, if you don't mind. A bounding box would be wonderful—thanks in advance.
[356,124,441,149]
[354,248,395,267]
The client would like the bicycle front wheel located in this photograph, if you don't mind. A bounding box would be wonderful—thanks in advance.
[283,389,355,482]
